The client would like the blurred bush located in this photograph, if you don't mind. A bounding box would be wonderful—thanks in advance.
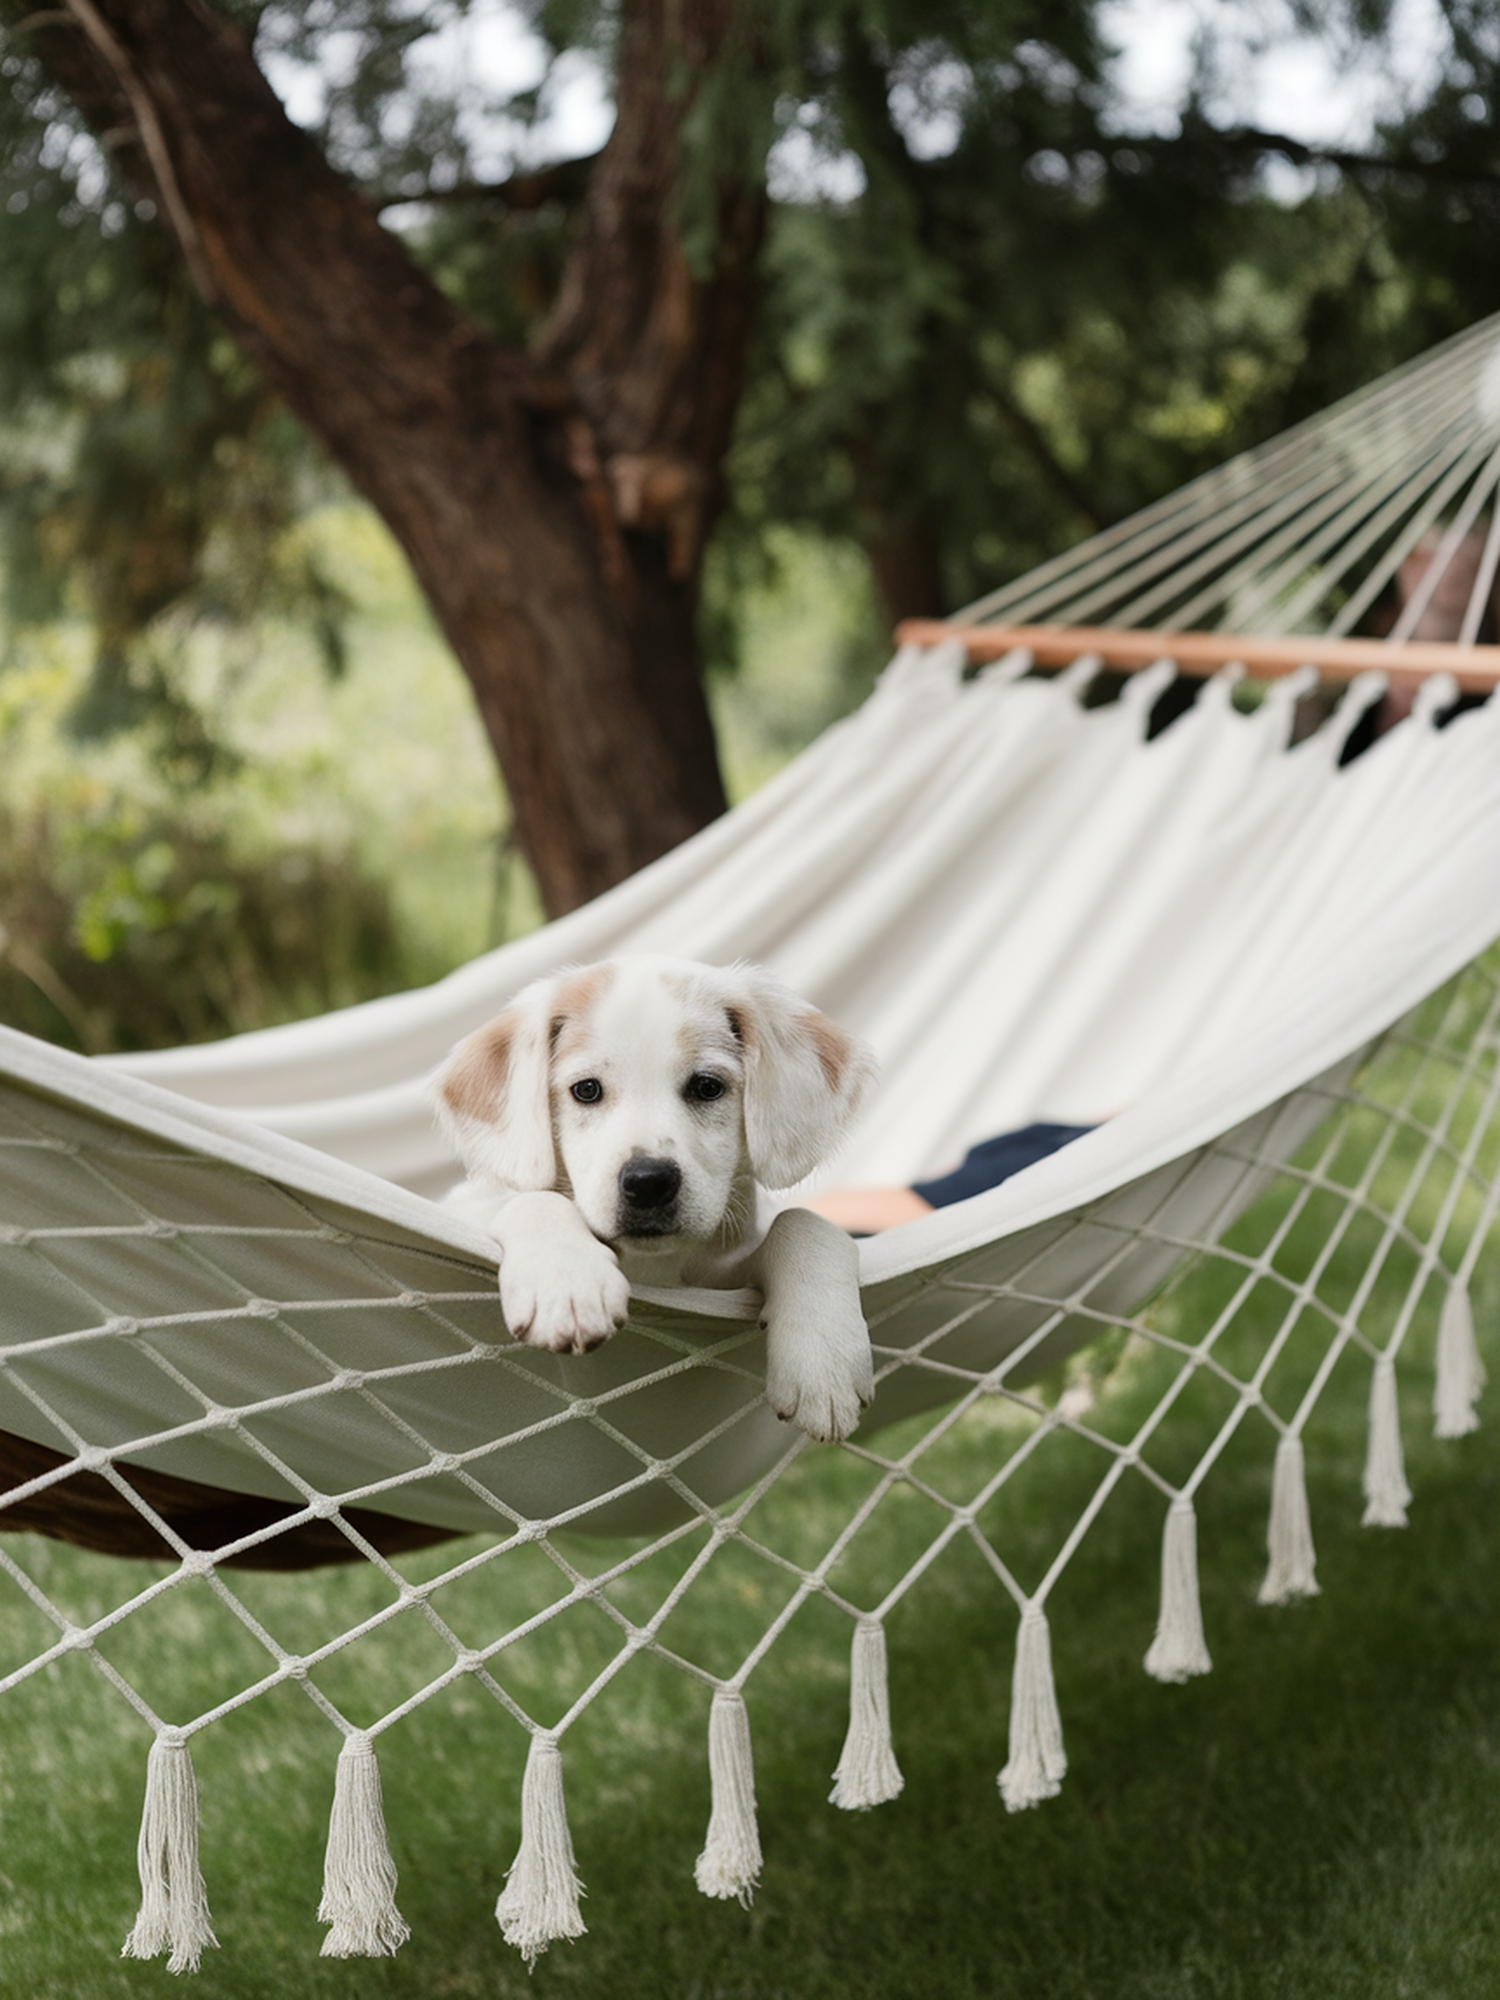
[0,506,516,1054]
[0,792,407,1054]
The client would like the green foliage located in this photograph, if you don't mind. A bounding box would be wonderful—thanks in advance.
[0,790,405,1053]
[253,0,535,191]
[4,0,1491,683]
[4,0,1496,676]
[0,508,514,1053]
[1360,0,1500,344]
[0,66,353,751]
[704,524,887,786]
[719,5,1500,623]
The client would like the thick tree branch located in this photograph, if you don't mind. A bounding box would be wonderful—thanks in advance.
[540,0,768,603]
[63,0,218,292]
[373,153,603,215]
[1134,120,1500,193]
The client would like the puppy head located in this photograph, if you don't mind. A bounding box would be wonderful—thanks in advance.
[549,960,748,1250]
[433,955,878,1244]
[433,959,748,1250]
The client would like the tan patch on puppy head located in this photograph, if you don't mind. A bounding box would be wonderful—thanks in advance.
[548,962,616,1060]
[804,1013,854,1092]
[440,1016,517,1124]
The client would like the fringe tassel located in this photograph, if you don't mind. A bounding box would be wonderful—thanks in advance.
[1434,1280,1486,1438]
[1143,1497,1213,1683]
[120,1731,218,1975]
[494,1734,586,1966]
[1362,1353,1412,1528]
[829,1621,904,1811]
[997,1605,1067,1812]
[1258,1433,1320,1605]
[694,1688,762,1906]
[318,1733,409,1959]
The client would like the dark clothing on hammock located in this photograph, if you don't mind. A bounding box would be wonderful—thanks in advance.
[910,1123,1095,1208]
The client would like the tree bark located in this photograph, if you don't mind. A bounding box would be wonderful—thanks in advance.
[15,0,765,915]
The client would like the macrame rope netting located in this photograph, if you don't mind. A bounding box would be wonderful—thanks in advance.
[958,312,1500,642]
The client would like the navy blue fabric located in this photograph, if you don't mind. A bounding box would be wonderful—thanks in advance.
[910,1123,1096,1208]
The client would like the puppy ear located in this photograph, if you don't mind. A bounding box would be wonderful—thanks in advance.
[732,968,879,1189]
[432,980,556,1191]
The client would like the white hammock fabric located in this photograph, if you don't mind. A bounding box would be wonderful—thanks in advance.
[2,315,1500,1969]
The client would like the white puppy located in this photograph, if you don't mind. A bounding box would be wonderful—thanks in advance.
[433,955,879,1441]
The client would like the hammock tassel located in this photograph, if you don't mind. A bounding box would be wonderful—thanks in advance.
[1434,1279,1485,1438]
[494,1734,586,1966]
[1144,1496,1213,1683]
[694,1688,762,1906]
[1362,1353,1412,1528]
[830,1620,904,1811]
[998,1604,1067,1812]
[1258,1433,1320,1605]
[317,1733,409,1959]
[121,1731,218,1975]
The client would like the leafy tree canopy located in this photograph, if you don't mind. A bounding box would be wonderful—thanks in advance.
[0,0,1497,806]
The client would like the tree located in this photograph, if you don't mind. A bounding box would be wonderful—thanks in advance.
[2,0,1497,916]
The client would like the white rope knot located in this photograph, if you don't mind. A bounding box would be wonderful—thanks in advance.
[830,1621,904,1811]
[121,1732,218,1975]
[318,1732,409,1959]
[1434,1279,1486,1438]
[495,1734,586,1966]
[998,1605,1067,1812]
[1362,1351,1412,1528]
[1258,1434,1320,1605]
[695,1689,762,1906]
[1144,1496,1213,1682]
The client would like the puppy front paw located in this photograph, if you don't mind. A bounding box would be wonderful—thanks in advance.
[763,1302,874,1443]
[499,1238,631,1355]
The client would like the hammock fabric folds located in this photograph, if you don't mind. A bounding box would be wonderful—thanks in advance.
[1,314,1500,1969]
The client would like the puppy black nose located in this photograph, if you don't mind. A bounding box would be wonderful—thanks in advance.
[619,1156,681,1210]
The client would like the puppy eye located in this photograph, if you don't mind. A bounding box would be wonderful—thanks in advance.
[570,1078,604,1104]
[685,1073,726,1103]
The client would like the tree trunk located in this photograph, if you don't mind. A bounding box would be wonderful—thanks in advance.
[19,0,766,915]
[865,523,950,626]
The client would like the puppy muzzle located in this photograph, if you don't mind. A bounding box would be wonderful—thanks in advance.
[615,1154,682,1238]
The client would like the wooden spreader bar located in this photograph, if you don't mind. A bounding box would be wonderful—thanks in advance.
[894,620,1500,694]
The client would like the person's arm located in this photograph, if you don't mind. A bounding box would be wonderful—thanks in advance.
[799,1186,933,1233]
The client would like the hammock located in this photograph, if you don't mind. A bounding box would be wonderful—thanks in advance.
[3,314,1500,1970]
